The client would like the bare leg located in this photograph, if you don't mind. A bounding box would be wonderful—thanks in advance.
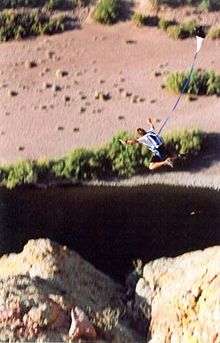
[149,157,174,171]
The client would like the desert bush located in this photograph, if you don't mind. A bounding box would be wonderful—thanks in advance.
[147,0,220,11]
[93,0,121,24]
[0,10,68,41]
[158,18,176,30]
[107,132,150,177]
[132,12,159,27]
[208,26,220,39]
[164,130,203,156]
[165,69,220,95]
[2,160,37,189]
[166,20,197,39]
[45,0,75,10]
[61,149,99,180]
[0,0,76,10]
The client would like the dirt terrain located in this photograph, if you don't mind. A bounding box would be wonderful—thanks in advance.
[0,13,219,180]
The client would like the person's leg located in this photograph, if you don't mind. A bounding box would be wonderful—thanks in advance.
[149,158,173,170]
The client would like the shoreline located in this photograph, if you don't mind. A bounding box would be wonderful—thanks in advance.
[1,169,220,191]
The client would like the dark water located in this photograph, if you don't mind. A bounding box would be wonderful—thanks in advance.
[0,184,220,283]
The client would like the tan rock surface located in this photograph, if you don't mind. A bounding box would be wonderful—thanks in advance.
[0,239,143,342]
[135,246,220,343]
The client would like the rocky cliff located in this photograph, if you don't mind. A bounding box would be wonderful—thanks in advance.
[0,239,219,342]
[135,247,220,343]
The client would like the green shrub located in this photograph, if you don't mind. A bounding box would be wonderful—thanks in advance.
[93,0,121,25]
[164,129,203,156]
[147,0,220,11]
[0,10,68,41]
[166,20,197,40]
[2,161,37,189]
[107,132,150,177]
[0,0,76,10]
[158,18,176,31]
[61,149,99,180]
[45,0,75,10]
[208,26,220,39]
[164,69,220,96]
[132,12,159,27]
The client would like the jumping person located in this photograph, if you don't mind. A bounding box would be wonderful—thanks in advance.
[120,118,175,171]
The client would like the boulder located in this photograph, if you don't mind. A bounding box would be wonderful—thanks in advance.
[134,247,220,342]
[0,239,143,342]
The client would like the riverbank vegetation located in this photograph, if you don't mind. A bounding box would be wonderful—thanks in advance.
[0,130,203,189]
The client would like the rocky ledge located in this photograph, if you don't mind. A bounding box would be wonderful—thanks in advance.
[0,239,219,342]
[135,246,220,343]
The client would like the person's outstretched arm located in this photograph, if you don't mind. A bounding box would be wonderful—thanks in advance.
[119,138,139,145]
[148,117,155,130]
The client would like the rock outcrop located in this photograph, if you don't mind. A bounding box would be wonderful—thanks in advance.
[0,239,142,342]
[135,246,220,343]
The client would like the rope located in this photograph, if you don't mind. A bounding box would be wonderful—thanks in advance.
[158,50,199,135]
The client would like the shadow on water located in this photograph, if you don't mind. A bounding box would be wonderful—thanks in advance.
[0,184,220,283]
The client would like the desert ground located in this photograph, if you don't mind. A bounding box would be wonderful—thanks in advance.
[0,14,219,181]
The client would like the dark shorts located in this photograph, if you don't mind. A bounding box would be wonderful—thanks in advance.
[151,144,169,162]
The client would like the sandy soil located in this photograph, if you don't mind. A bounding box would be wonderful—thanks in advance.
[0,20,219,181]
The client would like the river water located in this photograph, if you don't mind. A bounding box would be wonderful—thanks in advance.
[0,184,220,282]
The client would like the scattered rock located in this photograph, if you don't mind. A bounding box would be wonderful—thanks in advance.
[131,95,138,103]
[8,90,18,97]
[44,68,50,73]
[73,127,80,132]
[120,78,125,83]
[41,105,47,110]
[57,126,64,131]
[188,95,198,102]
[113,83,118,88]
[74,80,79,85]
[5,112,10,116]
[161,84,166,89]
[85,102,91,106]
[94,91,111,101]
[18,146,25,151]
[124,91,132,98]
[118,88,124,93]
[64,96,71,103]
[43,82,52,89]
[99,79,105,84]
[56,70,68,78]
[150,99,156,103]
[1,131,5,135]
[46,51,55,59]
[52,84,62,92]
[118,115,125,120]
[76,71,82,77]
[139,97,145,103]
[80,107,86,113]
[97,108,102,113]
[154,71,162,77]
[25,61,37,69]
[126,40,137,44]
[81,95,87,100]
